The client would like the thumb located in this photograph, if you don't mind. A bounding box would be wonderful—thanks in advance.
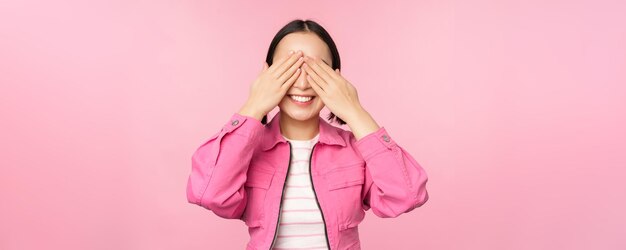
[262,61,269,72]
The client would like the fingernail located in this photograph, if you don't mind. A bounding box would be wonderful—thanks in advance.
[289,50,294,54]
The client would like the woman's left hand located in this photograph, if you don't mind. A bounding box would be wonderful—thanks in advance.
[302,55,381,139]
[302,56,363,124]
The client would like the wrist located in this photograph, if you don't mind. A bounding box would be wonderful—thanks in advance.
[238,103,264,121]
[344,105,367,125]
[346,108,380,141]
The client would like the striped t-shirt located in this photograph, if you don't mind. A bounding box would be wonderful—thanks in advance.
[272,133,328,250]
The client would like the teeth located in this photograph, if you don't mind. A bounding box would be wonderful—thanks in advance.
[290,95,313,102]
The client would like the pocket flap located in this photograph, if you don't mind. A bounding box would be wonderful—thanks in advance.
[244,167,275,189]
[326,166,365,191]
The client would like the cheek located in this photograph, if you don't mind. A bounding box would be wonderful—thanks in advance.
[278,96,289,106]
[315,98,325,109]
[316,96,324,105]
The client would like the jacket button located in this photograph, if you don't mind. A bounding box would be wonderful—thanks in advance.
[231,119,239,126]
[381,134,390,142]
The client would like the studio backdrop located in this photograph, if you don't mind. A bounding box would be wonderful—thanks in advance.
[1,0,624,249]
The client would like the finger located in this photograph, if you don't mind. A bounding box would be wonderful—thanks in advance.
[275,51,303,79]
[267,50,295,74]
[303,62,328,89]
[278,56,304,84]
[316,57,339,79]
[281,68,301,92]
[335,68,340,74]
[307,74,326,94]
[304,56,335,83]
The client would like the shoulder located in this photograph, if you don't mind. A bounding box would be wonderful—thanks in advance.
[332,125,359,147]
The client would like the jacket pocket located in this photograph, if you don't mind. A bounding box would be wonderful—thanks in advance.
[243,164,275,228]
[326,163,365,191]
[324,163,366,231]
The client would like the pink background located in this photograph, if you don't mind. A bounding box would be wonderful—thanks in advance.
[1,0,625,249]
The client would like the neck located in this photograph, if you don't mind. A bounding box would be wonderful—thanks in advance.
[279,112,320,140]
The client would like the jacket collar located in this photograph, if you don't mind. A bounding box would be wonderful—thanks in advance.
[261,112,347,151]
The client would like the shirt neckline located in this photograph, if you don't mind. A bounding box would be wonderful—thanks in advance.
[282,132,320,143]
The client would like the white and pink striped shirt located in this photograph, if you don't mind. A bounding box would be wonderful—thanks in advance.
[272,133,328,250]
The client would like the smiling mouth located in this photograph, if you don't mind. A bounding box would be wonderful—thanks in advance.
[288,95,315,103]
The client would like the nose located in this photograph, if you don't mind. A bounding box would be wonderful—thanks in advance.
[292,64,311,90]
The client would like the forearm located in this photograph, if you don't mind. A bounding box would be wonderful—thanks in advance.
[187,113,264,219]
[238,102,265,122]
[354,126,430,218]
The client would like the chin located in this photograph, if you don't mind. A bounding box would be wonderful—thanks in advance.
[281,109,319,121]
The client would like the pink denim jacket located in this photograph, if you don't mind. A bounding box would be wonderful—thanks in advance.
[186,111,429,250]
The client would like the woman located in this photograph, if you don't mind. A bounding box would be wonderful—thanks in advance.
[186,19,429,250]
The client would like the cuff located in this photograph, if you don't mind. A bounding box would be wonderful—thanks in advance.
[354,127,397,159]
[223,112,265,139]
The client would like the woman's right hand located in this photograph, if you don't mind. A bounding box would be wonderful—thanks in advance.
[238,50,304,121]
